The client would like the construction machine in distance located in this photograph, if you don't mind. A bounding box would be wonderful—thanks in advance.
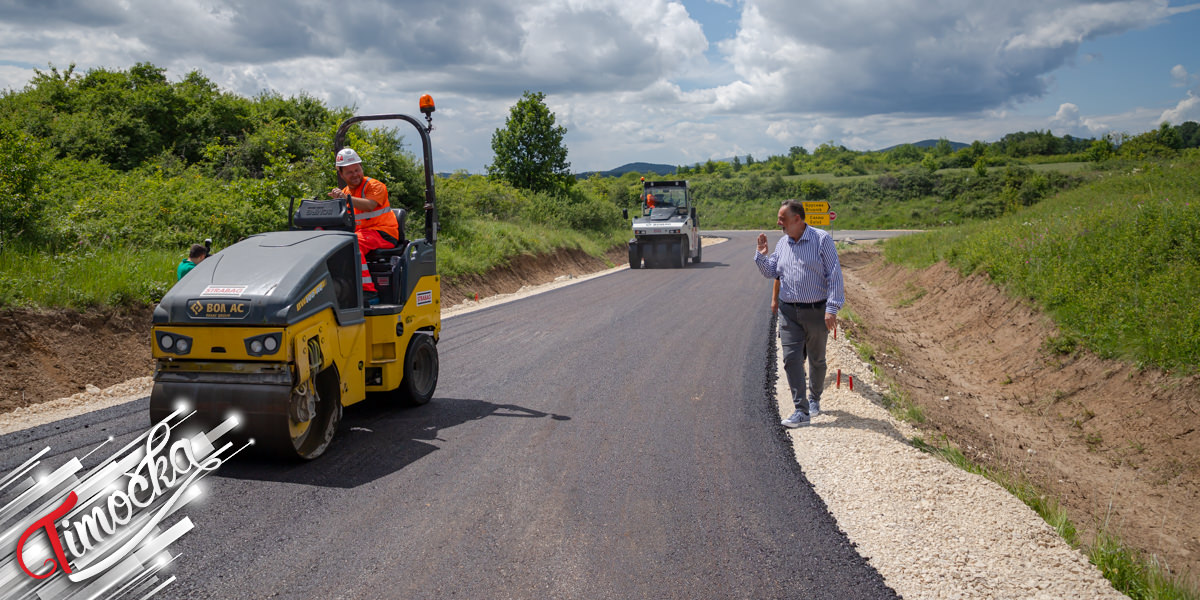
[149,96,443,460]
[623,178,700,268]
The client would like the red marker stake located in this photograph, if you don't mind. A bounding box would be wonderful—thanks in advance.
[475,293,479,301]
[836,369,841,388]
[849,375,854,392]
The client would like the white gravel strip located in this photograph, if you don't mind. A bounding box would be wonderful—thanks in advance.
[776,329,1127,599]
[0,377,153,436]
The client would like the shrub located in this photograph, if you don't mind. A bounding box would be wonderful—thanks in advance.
[0,126,50,243]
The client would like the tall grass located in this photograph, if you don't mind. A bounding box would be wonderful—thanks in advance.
[883,151,1200,372]
[0,244,177,308]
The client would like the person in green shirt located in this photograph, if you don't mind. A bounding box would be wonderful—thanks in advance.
[177,244,209,280]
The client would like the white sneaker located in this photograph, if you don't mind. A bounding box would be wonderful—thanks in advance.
[781,410,810,428]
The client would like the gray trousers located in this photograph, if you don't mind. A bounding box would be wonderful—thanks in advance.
[778,304,828,413]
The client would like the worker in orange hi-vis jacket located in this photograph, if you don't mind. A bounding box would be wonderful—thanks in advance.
[327,148,400,305]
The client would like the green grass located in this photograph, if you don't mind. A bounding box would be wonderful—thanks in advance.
[438,219,626,278]
[0,244,177,308]
[695,163,1094,231]
[882,151,1200,372]
[910,436,1199,600]
[781,172,877,183]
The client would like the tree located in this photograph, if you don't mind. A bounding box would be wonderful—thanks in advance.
[487,91,572,194]
[1156,121,1183,150]
[920,152,939,174]
[1084,139,1114,162]
[1177,121,1200,148]
[933,138,953,157]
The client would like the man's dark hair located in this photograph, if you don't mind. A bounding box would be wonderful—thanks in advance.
[781,199,806,219]
[189,244,209,260]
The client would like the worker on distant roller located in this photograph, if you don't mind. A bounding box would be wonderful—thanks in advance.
[327,148,399,305]
[646,193,657,208]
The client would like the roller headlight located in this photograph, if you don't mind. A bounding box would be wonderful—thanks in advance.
[244,332,283,357]
[156,331,192,355]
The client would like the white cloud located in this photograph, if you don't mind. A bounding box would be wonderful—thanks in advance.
[1160,91,1200,124]
[1170,64,1189,86]
[1050,102,1109,136]
[719,0,1181,115]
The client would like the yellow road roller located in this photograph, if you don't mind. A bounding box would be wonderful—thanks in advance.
[149,98,442,459]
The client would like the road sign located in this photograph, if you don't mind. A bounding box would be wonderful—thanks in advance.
[829,211,837,221]
[805,213,830,226]
[803,201,829,213]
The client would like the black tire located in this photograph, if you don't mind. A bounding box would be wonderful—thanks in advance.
[286,368,341,460]
[628,241,641,269]
[399,334,439,406]
[692,240,702,264]
[671,239,685,268]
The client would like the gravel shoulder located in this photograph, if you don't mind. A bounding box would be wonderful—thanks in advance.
[775,322,1126,599]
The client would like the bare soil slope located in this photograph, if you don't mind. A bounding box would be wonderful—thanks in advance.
[0,307,154,413]
[840,245,1200,580]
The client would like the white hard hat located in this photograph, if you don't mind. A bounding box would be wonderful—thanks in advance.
[335,148,362,167]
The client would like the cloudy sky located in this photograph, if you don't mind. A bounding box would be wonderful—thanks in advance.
[1,0,1198,173]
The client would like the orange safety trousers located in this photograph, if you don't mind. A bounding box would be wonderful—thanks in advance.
[357,229,394,293]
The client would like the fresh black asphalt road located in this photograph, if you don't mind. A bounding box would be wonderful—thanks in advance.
[1,231,899,599]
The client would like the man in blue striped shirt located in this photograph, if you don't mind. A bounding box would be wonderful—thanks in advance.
[755,200,845,428]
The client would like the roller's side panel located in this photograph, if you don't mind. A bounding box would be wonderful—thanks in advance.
[331,320,367,406]
[401,273,441,338]
[363,273,441,393]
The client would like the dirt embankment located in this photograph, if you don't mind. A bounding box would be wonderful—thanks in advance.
[0,246,625,414]
[840,245,1200,581]
[0,307,155,414]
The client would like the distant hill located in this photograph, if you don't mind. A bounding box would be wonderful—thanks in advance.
[879,139,969,152]
[576,162,676,178]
